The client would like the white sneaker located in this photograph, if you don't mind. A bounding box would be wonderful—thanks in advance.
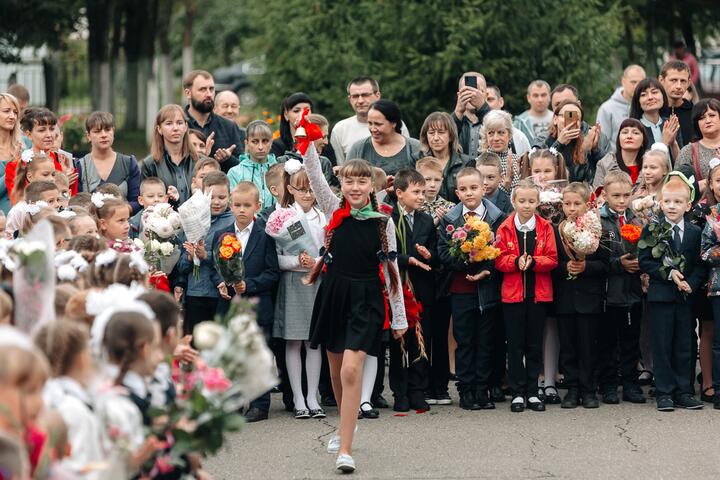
[326,425,358,454]
[336,454,355,473]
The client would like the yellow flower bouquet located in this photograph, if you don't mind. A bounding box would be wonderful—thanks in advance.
[446,216,500,263]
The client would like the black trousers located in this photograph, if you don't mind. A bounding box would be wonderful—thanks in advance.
[490,310,507,389]
[558,312,599,393]
[389,326,429,401]
[503,300,546,397]
[597,303,643,388]
[649,301,694,397]
[451,294,497,394]
[423,297,451,395]
[711,298,720,391]
[372,340,388,399]
[183,296,220,336]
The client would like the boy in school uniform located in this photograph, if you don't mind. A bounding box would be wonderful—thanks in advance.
[438,167,506,410]
[639,172,705,411]
[388,169,436,412]
[130,177,169,239]
[556,182,609,409]
[597,171,646,404]
[476,152,513,215]
[215,181,280,421]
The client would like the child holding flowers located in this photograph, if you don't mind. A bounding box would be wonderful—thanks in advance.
[266,159,327,419]
[495,179,557,412]
[597,171,646,404]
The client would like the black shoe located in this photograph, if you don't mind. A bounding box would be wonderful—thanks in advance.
[294,408,310,419]
[245,407,269,423]
[510,397,525,412]
[701,387,715,403]
[321,394,337,407]
[656,395,674,412]
[310,408,326,418]
[459,391,481,410]
[561,389,579,409]
[474,388,496,410]
[393,396,410,412]
[601,385,619,404]
[543,386,561,404]
[622,384,646,404]
[409,395,430,411]
[372,395,389,409]
[435,391,453,405]
[490,387,506,403]
[357,402,379,419]
[527,397,546,412]
[581,392,599,408]
[282,394,294,412]
[714,394,720,410]
[674,394,703,410]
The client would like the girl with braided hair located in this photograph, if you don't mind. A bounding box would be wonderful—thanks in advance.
[304,143,407,473]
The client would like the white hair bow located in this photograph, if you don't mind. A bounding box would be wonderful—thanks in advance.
[91,192,115,209]
[284,158,304,176]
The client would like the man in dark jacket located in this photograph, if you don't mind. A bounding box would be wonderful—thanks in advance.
[451,72,491,156]
[660,60,695,144]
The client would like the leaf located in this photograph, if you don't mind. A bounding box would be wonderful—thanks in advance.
[652,245,665,258]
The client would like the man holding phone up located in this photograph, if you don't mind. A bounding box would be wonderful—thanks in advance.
[452,72,491,156]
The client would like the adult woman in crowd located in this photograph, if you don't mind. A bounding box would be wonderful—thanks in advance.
[629,77,682,161]
[477,109,521,192]
[593,118,648,188]
[413,111,470,203]
[0,93,21,214]
[347,100,420,176]
[77,111,141,213]
[545,100,599,184]
[677,99,720,187]
[141,104,199,205]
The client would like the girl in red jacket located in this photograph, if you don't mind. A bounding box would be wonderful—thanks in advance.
[495,178,558,412]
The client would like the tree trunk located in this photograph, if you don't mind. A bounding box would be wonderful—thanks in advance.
[157,0,174,105]
[623,8,635,62]
[123,0,144,130]
[182,0,196,80]
[680,11,696,55]
[644,3,657,76]
[87,0,112,112]
[146,57,159,144]
[137,0,159,130]
[109,0,123,115]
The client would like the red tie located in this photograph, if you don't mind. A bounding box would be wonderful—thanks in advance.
[618,215,625,227]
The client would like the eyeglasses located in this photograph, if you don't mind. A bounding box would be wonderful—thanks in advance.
[289,185,313,195]
[349,92,376,101]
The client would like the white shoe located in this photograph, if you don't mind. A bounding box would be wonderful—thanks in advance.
[327,425,358,454]
[336,454,355,473]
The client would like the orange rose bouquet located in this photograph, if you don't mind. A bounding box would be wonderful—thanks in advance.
[214,233,244,285]
[620,223,642,257]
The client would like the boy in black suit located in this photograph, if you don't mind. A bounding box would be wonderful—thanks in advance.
[438,167,506,410]
[215,181,280,421]
[476,152,513,215]
[639,173,705,411]
[556,182,609,409]
[388,169,436,412]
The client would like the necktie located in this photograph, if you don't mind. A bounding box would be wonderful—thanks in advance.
[405,213,413,231]
[618,215,625,227]
[673,224,682,250]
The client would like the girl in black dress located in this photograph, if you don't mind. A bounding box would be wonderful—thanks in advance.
[304,143,407,473]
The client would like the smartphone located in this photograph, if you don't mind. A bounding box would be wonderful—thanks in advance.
[563,110,579,128]
[464,75,477,89]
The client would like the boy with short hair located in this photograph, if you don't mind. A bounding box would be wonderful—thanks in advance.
[190,157,221,194]
[176,171,235,335]
[388,169,435,411]
[416,157,454,225]
[227,121,278,208]
[130,177,169,239]
[639,172,705,411]
[438,167,506,410]
[6,181,61,236]
[556,182,609,409]
[597,171,646,404]
[476,152,512,214]
[214,181,280,422]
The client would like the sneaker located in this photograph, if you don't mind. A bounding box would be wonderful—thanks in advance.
[425,394,438,405]
[435,391,453,405]
[674,394,703,410]
[475,390,496,410]
[327,425,358,454]
[335,454,355,473]
[656,395,674,412]
[459,391,481,410]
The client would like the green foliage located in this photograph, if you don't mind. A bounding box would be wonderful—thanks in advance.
[222,0,623,132]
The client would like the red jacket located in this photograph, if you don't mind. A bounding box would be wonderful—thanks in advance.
[495,213,558,303]
[6,151,78,204]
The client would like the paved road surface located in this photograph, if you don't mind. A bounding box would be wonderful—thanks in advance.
[206,389,720,479]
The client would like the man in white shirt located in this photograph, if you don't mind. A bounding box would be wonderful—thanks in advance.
[330,76,409,165]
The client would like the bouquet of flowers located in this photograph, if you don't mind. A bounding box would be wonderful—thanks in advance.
[637,220,686,279]
[446,216,500,264]
[214,233,244,286]
[265,207,320,256]
[620,223,643,257]
[178,190,212,280]
[631,195,658,225]
[559,210,602,279]
[141,203,182,273]
[537,179,567,224]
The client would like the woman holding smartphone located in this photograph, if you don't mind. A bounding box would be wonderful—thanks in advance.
[545,100,597,184]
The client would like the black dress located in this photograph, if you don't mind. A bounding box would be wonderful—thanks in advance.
[309,216,386,357]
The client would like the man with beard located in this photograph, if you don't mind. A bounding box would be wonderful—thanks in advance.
[183,70,244,172]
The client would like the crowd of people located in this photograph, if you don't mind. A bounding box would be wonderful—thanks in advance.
[0,52,718,476]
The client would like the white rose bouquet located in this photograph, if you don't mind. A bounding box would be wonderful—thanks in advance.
[141,203,182,273]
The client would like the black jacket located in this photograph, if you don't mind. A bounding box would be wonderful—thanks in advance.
[639,219,705,303]
[184,105,244,173]
[451,103,491,156]
[599,204,642,307]
[438,199,506,312]
[141,153,195,205]
[392,206,438,306]
[661,99,695,145]
[487,188,513,215]
[554,224,609,315]
[413,150,470,204]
